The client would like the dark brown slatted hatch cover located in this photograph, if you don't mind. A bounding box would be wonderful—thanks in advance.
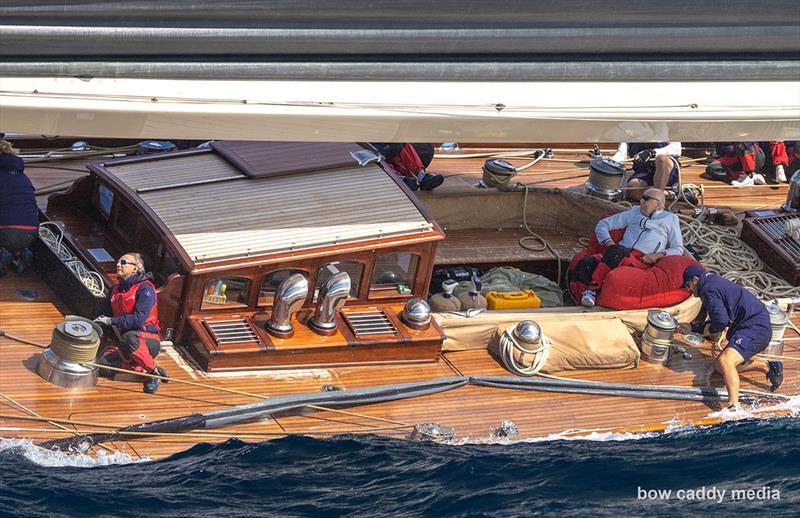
[211,141,364,178]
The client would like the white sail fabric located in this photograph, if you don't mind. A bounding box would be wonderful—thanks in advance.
[1,78,798,142]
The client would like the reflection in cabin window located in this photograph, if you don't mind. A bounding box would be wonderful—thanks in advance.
[97,184,114,218]
[314,261,362,301]
[202,276,251,310]
[370,253,418,297]
[258,269,308,306]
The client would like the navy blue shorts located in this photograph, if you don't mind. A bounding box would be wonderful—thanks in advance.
[725,333,769,362]
[631,156,679,186]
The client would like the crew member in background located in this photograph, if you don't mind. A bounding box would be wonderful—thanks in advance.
[575,188,684,307]
[611,142,684,202]
[678,264,783,409]
[0,138,37,277]
[94,252,169,394]
[705,142,766,187]
[372,143,444,191]
[761,141,800,183]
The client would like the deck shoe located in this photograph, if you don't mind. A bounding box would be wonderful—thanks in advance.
[775,165,787,183]
[419,173,444,191]
[580,289,597,308]
[767,361,783,392]
[731,173,754,187]
[402,176,420,191]
[143,375,161,394]
[15,248,33,274]
[154,366,169,383]
[752,173,767,185]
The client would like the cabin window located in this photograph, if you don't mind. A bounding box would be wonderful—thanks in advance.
[258,269,308,307]
[369,253,418,297]
[313,261,363,301]
[201,276,251,310]
[96,183,114,219]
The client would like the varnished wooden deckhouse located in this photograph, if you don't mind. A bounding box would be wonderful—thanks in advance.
[41,142,446,371]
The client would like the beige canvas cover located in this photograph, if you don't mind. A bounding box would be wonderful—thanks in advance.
[435,296,702,371]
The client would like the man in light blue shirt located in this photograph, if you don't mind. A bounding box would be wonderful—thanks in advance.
[575,188,684,307]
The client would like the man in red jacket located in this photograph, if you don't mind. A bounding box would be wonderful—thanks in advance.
[94,252,169,394]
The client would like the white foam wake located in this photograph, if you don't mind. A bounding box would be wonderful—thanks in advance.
[0,438,145,467]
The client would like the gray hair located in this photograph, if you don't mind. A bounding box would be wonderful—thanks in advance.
[0,140,18,156]
[122,252,146,274]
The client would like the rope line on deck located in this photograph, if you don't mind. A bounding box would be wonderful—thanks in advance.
[678,215,800,299]
[0,330,410,429]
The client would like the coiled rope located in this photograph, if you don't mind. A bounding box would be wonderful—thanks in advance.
[497,324,551,376]
[677,215,800,299]
[38,222,107,297]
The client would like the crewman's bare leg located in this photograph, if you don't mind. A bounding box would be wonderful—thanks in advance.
[625,178,648,201]
[715,347,746,406]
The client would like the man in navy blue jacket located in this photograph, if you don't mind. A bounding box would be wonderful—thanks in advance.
[678,264,783,408]
[0,139,38,276]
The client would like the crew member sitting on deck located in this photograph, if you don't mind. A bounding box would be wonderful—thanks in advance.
[372,143,444,191]
[611,141,684,202]
[94,252,169,394]
[0,139,37,277]
[678,264,783,409]
[575,188,684,308]
[705,142,766,187]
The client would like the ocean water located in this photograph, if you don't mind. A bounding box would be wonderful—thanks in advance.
[1,417,798,517]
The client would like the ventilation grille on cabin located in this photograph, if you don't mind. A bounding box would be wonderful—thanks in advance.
[343,309,398,337]
[753,214,800,259]
[205,317,261,345]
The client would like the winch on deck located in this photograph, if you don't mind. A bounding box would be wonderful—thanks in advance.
[36,316,102,389]
[584,158,626,202]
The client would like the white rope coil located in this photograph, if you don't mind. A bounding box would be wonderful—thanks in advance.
[38,222,107,298]
[498,324,551,376]
[678,215,800,300]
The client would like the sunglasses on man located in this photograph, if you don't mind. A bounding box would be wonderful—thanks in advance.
[117,259,135,266]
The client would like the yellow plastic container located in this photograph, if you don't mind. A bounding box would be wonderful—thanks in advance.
[486,290,541,310]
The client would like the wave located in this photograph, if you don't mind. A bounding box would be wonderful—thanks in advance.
[1,417,798,517]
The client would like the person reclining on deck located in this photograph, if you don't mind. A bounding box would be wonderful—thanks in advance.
[94,252,169,394]
[678,264,783,409]
[0,139,37,277]
[611,141,691,203]
[575,188,683,308]
[372,143,444,191]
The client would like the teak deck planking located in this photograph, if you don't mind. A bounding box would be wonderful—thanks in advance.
[1,145,797,460]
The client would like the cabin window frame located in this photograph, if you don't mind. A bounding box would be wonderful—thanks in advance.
[256,267,312,308]
[367,251,421,300]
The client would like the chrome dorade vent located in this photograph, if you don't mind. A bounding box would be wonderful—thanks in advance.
[266,273,309,339]
[343,309,398,337]
[310,271,351,336]
[206,317,261,345]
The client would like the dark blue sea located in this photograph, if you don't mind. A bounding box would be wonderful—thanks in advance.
[1,417,798,517]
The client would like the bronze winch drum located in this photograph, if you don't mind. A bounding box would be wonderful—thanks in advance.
[585,158,625,202]
[36,316,102,389]
[640,310,677,365]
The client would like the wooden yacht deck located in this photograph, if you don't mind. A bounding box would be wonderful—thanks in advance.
[1,144,798,460]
